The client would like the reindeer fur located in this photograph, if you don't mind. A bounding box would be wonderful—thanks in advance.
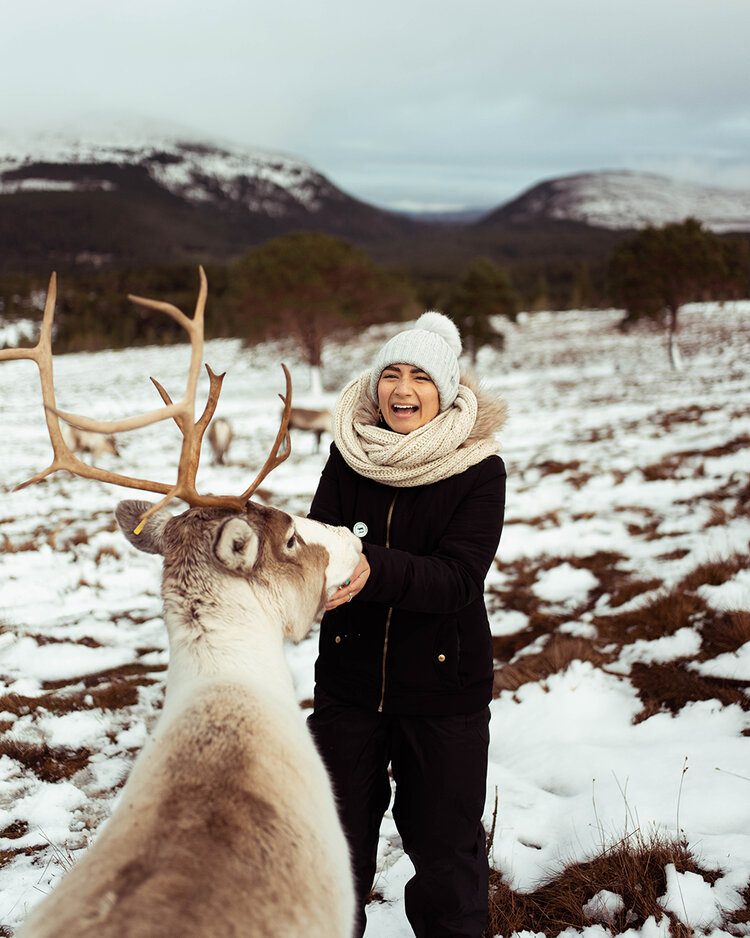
[16,501,359,938]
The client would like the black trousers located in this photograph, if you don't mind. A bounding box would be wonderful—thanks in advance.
[308,689,490,938]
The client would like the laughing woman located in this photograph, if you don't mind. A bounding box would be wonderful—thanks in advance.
[308,312,507,938]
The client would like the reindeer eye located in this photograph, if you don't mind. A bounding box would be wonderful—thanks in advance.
[287,533,296,549]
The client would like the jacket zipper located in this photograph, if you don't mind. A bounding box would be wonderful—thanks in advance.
[377,494,398,713]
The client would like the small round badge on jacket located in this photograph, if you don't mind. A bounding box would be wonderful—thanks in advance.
[353,522,368,537]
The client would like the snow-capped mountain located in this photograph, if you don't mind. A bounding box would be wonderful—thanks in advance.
[483,170,750,232]
[0,122,417,270]
[2,119,748,276]
[1,126,360,218]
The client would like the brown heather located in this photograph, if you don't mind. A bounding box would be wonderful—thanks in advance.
[629,661,749,723]
[493,635,616,695]
[484,828,720,937]
[0,740,92,784]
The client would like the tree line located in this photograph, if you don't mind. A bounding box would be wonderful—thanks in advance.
[0,221,747,371]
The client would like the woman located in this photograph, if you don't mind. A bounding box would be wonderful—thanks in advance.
[308,311,507,938]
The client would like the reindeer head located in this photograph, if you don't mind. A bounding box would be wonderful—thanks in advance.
[115,501,360,643]
[1,269,361,643]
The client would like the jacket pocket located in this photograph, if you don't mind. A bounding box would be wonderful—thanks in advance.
[321,611,381,686]
[456,613,493,688]
[433,617,461,687]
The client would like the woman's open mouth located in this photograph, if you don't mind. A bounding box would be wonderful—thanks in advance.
[391,403,419,417]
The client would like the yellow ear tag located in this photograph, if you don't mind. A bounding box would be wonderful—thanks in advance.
[133,519,146,536]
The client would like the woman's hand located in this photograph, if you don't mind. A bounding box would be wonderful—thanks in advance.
[325,553,371,611]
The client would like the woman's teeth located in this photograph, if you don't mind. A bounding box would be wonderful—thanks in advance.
[392,404,418,413]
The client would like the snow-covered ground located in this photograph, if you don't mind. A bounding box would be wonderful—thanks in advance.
[0,300,749,937]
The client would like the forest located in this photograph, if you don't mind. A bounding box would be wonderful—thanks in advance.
[0,221,748,356]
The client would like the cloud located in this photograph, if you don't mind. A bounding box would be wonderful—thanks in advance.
[2,0,750,207]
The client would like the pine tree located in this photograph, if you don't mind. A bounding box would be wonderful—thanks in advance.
[447,258,518,365]
[569,263,594,309]
[229,232,417,376]
[609,218,746,370]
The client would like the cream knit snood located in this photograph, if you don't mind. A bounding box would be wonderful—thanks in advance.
[333,372,500,488]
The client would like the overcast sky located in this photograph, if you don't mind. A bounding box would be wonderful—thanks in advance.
[3,0,750,210]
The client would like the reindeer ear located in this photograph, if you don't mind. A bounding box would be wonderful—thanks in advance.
[214,517,259,574]
[116,500,171,555]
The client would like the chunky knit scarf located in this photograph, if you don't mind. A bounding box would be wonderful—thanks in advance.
[333,372,500,487]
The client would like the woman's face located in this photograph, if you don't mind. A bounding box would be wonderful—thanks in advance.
[377,363,441,433]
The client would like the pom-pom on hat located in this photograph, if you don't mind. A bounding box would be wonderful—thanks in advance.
[369,311,462,412]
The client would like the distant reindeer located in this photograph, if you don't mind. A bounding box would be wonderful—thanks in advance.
[288,406,333,454]
[60,424,119,459]
[206,415,233,464]
[3,270,357,938]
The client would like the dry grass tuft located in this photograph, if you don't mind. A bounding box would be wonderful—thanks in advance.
[486,831,719,937]
[520,511,561,528]
[494,635,616,694]
[0,819,29,840]
[487,556,561,625]
[679,554,747,592]
[624,512,664,540]
[492,626,547,666]
[641,457,693,482]
[95,545,121,563]
[0,740,92,783]
[725,881,750,936]
[596,588,704,644]
[629,661,749,722]
[700,610,750,658]
[536,459,583,475]
[0,842,46,872]
[654,404,712,430]
[0,535,38,554]
[636,435,750,485]
[29,633,103,649]
[565,552,662,611]
[608,578,664,609]
[0,673,157,719]
[41,660,166,692]
[657,548,691,562]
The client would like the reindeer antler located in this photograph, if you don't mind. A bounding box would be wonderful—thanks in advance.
[1,269,293,533]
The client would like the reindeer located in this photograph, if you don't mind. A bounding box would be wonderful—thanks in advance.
[288,406,333,454]
[2,270,358,938]
[206,415,233,464]
[60,424,119,459]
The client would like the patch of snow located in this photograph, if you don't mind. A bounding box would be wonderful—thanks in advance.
[698,569,750,612]
[35,711,109,749]
[0,179,115,194]
[658,864,723,929]
[612,628,702,672]
[533,563,598,605]
[583,889,625,924]
[490,609,529,637]
[691,642,750,681]
[559,619,598,638]
[0,636,136,683]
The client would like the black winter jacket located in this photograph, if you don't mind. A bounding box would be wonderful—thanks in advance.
[309,443,506,715]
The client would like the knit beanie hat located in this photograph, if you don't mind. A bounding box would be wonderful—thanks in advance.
[369,311,463,412]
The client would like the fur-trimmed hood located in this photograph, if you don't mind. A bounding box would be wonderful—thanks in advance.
[460,370,508,447]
